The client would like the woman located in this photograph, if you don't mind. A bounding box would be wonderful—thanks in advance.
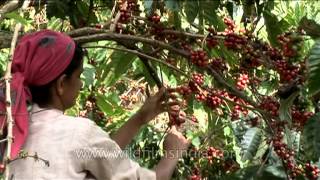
[2,30,189,179]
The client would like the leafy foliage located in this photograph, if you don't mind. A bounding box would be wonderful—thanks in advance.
[1,0,320,179]
[240,127,262,162]
[302,113,320,162]
[307,40,320,96]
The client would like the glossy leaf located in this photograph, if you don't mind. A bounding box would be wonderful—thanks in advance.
[302,112,320,161]
[240,127,262,161]
[307,39,320,96]
[184,0,199,24]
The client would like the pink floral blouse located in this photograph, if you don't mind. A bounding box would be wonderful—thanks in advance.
[8,104,156,180]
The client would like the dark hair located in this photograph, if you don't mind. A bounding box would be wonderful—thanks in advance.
[30,43,84,107]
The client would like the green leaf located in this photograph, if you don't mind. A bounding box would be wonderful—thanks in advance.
[263,9,289,46]
[47,17,63,30]
[184,0,199,24]
[302,112,320,161]
[279,91,299,123]
[202,1,225,31]
[231,121,249,144]
[191,137,201,147]
[143,0,154,15]
[81,66,95,87]
[96,94,114,115]
[46,0,70,19]
[307,39,320,96]
[222,165,286,180]
[4,12,29,26]
[102,50,136,86]
[290,131,301,154]
[165,0,180,11]
[225,1,233,17]
[240,127,262,161]
[298,17,320,39]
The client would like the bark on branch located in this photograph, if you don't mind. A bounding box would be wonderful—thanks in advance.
[0,0,23,21]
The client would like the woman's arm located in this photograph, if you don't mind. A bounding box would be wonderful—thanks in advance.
[154,126,190,180]
[111,88,180,149]
[110,110,146,149]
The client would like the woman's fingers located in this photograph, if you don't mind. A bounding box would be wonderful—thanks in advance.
[161,103,180,112]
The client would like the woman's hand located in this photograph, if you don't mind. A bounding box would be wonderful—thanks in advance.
[163,126,190,158]
[154,126,190,180]
[112,87,186,149]
[137,87,181,124]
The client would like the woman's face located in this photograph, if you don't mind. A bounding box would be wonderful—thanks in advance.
[60,60,84,110]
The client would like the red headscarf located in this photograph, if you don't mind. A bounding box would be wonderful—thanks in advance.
[0,29,75,159]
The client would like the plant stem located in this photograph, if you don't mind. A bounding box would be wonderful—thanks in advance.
[4,1,29,179]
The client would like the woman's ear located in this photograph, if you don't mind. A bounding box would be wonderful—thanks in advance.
[55,74,67,96]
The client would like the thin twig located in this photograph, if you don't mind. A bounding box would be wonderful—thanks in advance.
[110,1,118,18]
[0,1,22,21]
[0,138,7,144]
[73,33,189,57]
[110,1,123,32]
[4,1,30,179]
[83,45,189,77]
[68,27,109,38]
[257,142,273,175]
[207,66,258,107]
[8,153,50,167]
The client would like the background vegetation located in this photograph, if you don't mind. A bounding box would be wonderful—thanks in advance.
[1,0,320,179]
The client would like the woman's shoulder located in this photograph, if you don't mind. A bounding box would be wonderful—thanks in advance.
[60,114,97,130]
[59,115,111,145]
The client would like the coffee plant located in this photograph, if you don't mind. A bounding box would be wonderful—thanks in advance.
[1,0,320,179]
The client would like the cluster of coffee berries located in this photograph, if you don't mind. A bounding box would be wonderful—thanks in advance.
[118,0,140,23]
[207,147,224,164]
[147,13,165,40]
[176,85,193,97]
[305,162,320,180]
[291,108,313,128]
[272,127,302,178]
[126,0,139,10]
[119,85,145,107]
[259,96,279,116]
[206,90,229,109]
[209,58,228,74]
[79,95,106,123]
[223,17,236,33]
[274,60,300,82]
[190,50,209,67]
[79,95,96,117]
[192,73,204,86]
[115,0,140,32]
[195,93,206,102]
[273,131,294,162]
[267,46,283,61]
[181,42,193,52]
[206,37,219,49]
[224,33,247,50]
[148,13,161,24]
[241,46,261,68]
[277,32,303,58]
[206,27,219,48]
[236,73,249,90]
[231,98,249,120]
[120,94,139,105]
[188,81,199,93]
[119,9,131,22]
[189,168,201,180]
